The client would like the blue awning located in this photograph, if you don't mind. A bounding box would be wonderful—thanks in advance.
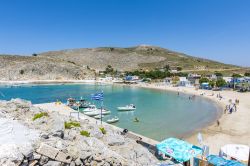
[207,155,245,166]
[156,138,203,162]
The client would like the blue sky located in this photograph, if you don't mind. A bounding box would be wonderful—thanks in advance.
[0,0,249,66]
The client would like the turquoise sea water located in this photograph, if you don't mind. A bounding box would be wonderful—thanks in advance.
[0,84,220,141]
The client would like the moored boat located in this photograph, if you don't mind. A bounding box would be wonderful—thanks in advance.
[94,114,105,119]
[117,104,136,111]
[107,116,119,123]
[82,105,98,112]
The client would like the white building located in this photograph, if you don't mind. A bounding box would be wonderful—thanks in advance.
[178,77,192,87]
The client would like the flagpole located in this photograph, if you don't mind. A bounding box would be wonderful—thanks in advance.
[101,100,103,125]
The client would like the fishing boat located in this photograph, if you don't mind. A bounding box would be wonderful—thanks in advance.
[107,116,119,123]
[67,98,76,106]
[67,98,79,110]
[78,98,90,108]
[94,114,105,119]
[117,104,136,111]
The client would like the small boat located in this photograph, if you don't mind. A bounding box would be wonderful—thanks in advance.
[94,114,105,119]
[117,104,136,111]
[67,98,79,110]
[84,108,111,116]
[107,116,119,123]
[84,111,100,116]
[79,98,90,108]
[67,98,76,106]
[82,105,98,112]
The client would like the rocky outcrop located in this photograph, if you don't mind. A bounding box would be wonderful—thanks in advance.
[0,55,95,81]
[0,99,160,166]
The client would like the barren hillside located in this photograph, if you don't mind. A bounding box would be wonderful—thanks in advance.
[39,45,238,71]
[0,55,95,81]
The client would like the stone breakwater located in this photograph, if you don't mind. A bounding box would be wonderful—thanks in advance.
[0,99,160,166]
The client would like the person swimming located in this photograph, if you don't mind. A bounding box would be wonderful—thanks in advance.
[134,117,139,122]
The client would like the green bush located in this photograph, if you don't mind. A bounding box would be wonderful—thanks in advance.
[20,70,24,75]
[216,78,227,87]
[232,73,242,78]
[199,77,209,84]
[32,112,48,121]
[80,130,90,137]
[64,121,81,129]
[99,127,107,134]
[244,72,250,77]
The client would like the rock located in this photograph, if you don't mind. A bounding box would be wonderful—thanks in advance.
[90,160,98,166]
[105,134,125,146]
[74,158,82,166]
[39,156,49,165]
[33,152,41,160]
[28,160,38,166]
[33,116,48,125]
[79,151,91,161]
[43,160,61,166]
[41,134,49,139]
[49,112,65,138]
[69,161,76,166]
[21,159,29,166]
[0,159,16,166]
[64,128,78,141]
[55,151,72,164]
[52,130,64,139]
[92,154,103,162]
[0,144,24,161]
[90,127,103,139]
[36,143,59,159]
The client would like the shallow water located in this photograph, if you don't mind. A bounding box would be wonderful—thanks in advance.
[0,84,220,141]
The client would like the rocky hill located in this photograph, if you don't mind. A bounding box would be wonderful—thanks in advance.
[0,45,241,81]
[0,55,95,81]
[39,45,238,72]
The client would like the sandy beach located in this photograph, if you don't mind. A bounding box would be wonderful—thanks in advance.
[132,83,250,154]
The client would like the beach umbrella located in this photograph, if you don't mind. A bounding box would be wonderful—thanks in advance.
[197,132,203,145]
[220,144,249,162]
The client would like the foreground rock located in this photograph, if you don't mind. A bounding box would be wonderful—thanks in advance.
[0,99,160,166]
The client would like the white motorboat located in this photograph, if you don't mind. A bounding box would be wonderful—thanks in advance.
[94,114,105,119]
[117,104,136,111]
[107,116,119,123]
[82,105,98,112]
[84,108,111,116]
[84,111,100,116]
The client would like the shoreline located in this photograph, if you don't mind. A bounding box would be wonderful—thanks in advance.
[1,80,249,154]
[131,83,250,153]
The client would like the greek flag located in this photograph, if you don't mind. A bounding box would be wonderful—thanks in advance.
[91,92,104,101]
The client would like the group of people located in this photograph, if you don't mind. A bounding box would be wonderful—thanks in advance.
[225,99,239,114]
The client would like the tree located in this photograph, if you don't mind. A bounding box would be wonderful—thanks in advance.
[244,72,250,77]
[209,80,215,88]
[199,77,209,84]
[216,78,227,87]
[177,67,182,71]
[164,65,170,71]
[105,65,114,74]
[214,72,223,77]
[32,53,37,56]
[232,73,242,78]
